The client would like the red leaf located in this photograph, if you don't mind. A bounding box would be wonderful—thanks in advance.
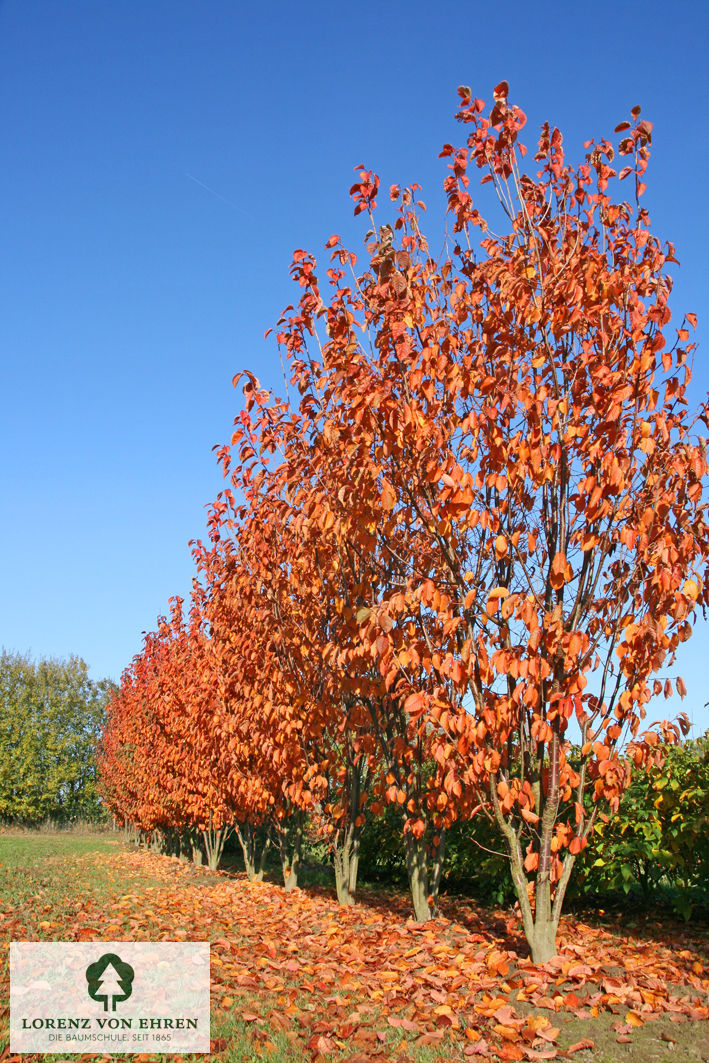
[524,852,539,872]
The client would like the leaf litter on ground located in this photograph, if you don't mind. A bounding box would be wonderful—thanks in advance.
[0,844,707,1061]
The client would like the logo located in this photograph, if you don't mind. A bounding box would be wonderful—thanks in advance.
[11,942,209,1053]
[85,954,135,1012]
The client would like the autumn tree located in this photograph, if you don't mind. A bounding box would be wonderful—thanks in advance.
[204,362,456,915]
[266,82,708,960]
[98,596,240,868]
[198,404,376,901]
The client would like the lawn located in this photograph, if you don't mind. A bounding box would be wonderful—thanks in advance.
[0,833,707,1062]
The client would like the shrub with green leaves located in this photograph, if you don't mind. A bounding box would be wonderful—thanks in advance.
[571,731,709,917]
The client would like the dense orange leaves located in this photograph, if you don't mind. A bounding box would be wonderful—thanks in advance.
[99,82,708,962]
[256,84,706,959]
[97,597,240,844]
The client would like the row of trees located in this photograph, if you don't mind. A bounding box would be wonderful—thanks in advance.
[98,84,708,963]
[0,650,112,824]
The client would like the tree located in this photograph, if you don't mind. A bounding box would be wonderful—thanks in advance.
[269,82,708,960]
[196,485,364,897]
[0,650,113,824]
[203,372,445,915]
[95,963,125,1011]
[98,597,239,869]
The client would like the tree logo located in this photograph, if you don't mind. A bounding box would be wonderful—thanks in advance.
[85,953,134,1012]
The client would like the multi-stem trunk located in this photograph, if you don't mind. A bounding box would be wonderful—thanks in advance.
[201,812,232,871]
[494,727,577,964]
[333,753,364,905]
[189,827,204,865]
[333,823,360,905]
[404,830,431,922]
[165,827,180,857]
[236,821,271,882]
[178,828,191,861]
[123,822,139,844]
[277,812,304,892]
[505,828,576,964]
[171,826,193,861]
[367,695,432,920]
[150,828,166,854]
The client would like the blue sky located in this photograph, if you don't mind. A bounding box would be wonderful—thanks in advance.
[1,1,707,733]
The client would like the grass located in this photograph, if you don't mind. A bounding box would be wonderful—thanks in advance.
[558,1009,709,1062]
[0,832,165,921]
[0,832,706,1062]
[0,830,119,868]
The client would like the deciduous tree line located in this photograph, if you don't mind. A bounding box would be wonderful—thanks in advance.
[0,650,112,824]
[98,84,708,963]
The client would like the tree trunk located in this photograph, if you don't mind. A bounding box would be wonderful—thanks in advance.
[491,717,581,964]
[333,760,363,905]
[278,813,304,892]
[256,836,269,880]
[236,822,270,882]
[505,826,577,965]
[527,918,558,965]
[201,813,232,871]
[179,827,196,861]
[150,828,166,853]
[405,831,431,922]
[189,828,204,865]
[333,828,360,905]
[430,828,447,909]
[348,839,360,899]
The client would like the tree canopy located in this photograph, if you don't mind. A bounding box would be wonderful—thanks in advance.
[0,650,113,824]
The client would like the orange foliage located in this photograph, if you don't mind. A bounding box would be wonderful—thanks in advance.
[99,83,708,961]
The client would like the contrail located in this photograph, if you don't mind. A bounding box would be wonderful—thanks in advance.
[185,173,249,215]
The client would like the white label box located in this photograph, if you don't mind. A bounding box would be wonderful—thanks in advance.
[10,942,210,1053]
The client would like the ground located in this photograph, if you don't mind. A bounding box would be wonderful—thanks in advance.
[0,832,707,1062]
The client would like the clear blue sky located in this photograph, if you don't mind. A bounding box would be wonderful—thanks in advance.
[1,1,707,733]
